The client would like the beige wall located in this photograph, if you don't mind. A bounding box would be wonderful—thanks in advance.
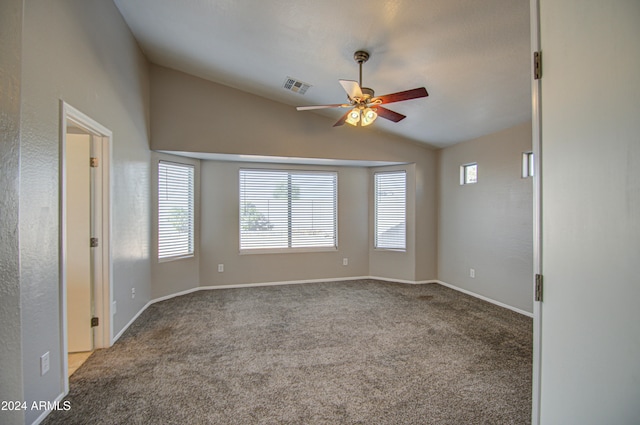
[19,1,150,423]
[151,65,435,164]
[151,152,201,299]
[369,164,417,282]
[150,65,439,283]
[438,122,533,313]
[0,0,24,423]
[539,0,640,422]
[199,161,370,286]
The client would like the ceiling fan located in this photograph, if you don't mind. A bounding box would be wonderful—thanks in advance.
[296,50,428,127]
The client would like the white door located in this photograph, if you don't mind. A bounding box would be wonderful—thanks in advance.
[65,133,94,353]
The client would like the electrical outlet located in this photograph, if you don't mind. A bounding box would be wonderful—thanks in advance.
[470,268,476,278]
[131,287,136,299]
[342,258,348,266]
[218,264,224,272]
[41,352,50,376]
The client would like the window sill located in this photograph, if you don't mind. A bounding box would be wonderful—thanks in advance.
[158,254,195,263]
[240,247,338,255]
[373,248,407,253]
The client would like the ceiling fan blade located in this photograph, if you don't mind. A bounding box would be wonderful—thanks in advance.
[339,80,363,100]
[376,106,406,123]
[296,104,347,111]
[375,87,428,105]
[333,111,350,127]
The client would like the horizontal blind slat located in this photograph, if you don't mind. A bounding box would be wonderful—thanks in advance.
[240,169,337,250]
[375,171,406,250]
[158,161,195,259]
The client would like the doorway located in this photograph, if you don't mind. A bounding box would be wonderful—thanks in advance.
[65,129,94,374]
[60,102,112,393]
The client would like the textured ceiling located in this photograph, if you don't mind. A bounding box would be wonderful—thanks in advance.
[114,0,531,148]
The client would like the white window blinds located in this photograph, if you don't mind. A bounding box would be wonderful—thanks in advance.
[158,161,195,260]
[240,169,337,251]
[375,171,406,250]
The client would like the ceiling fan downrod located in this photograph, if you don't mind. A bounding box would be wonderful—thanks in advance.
[353,50,369,89]
[353,50,375,100]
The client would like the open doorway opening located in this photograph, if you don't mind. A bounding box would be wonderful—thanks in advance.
[65,127,94,375]
[60,102,112,394]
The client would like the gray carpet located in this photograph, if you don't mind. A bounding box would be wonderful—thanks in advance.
[44,280,532,424]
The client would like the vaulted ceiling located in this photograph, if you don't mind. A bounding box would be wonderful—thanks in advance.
[114,0,531,149]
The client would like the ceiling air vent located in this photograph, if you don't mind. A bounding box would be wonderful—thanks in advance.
[283,77,311,95]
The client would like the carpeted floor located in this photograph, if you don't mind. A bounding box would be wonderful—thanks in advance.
[43,280,532,424]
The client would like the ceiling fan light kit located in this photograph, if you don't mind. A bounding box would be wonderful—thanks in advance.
[296,50,428,128]
[362,107,377,126]
[345,109,361,126]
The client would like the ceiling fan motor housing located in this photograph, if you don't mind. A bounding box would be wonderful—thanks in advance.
[353,50,370,63]
[360,87,375,101]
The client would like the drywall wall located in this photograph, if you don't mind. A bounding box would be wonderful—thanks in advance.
[199,161,370,286]
[0,0,25,424]
[539,1,640,423]
[369,164,417,282]
[438,122,533,313]
[151,152,201,299]
[150,64,438,282]
[19,1,150,423]
[150,65,433,163]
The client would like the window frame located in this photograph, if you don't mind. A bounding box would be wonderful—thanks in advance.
[460,162,478,185]
[374,170,407,251]
[239,168,338,254]
[157,160,195,262]
[522,151,534,178]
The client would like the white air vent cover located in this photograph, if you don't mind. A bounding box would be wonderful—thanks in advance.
[283,77,311,95]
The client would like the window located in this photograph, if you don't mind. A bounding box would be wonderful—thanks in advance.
[522,151,534,178]
[460,163,478,185]
[239,169,337,251]
[375,171,406,250]
[158,161,195,260]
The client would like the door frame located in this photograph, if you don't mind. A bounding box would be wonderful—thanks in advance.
[59,101,112,394]
[529,0,543,423]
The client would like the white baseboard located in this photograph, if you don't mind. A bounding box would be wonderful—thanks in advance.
[30,391,66,425]
[112,275,531,344]
[197,275,372,292]
[150,286,201,304]
[41,276,530,425]
[112,276,370,343]
[369,276,435,285]
[434,280,533,317]
[112,300,154,343]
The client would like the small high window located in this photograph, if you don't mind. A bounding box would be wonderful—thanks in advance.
[460,163,478,185]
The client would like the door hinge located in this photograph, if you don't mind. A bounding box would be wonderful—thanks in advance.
[535,273,543,302]
[90,237,99,248]
[533,51,542,80]
[90,157,99,168]
[91,317,99,327]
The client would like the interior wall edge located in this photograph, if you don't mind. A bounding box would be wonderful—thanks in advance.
[0,0,25,423]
